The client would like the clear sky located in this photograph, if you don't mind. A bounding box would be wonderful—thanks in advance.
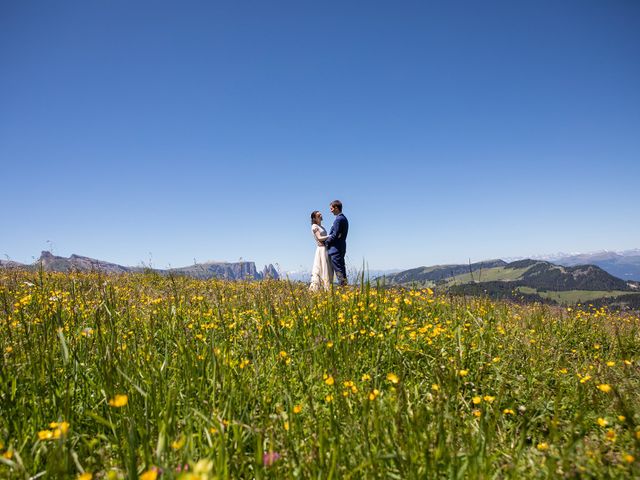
[1,0,639,272]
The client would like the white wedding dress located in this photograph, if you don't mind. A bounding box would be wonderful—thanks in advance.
[309,224,333,291]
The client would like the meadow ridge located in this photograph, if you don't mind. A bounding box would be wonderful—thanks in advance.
[1,270,639,479]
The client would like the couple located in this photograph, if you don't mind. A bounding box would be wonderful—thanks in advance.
[309,200,349,291]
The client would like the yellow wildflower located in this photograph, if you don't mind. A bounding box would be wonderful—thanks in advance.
[624,454,635,463]
[597,418,608,427]
[472,396,482,405]
[77,474,93,480]
[537,442,549,451]
[386,373,399,384]
[503,409,515,415]
[431,384,440,391]
[108,394,128,407]
[324,375,334,386]
[293,404,302,414]
[597,384,611,393]
[139,470,158,480]
[458,370,468,377]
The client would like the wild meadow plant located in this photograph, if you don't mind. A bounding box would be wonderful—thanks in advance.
[1,270,639,478]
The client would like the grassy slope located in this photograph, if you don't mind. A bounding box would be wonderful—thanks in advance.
[1,271,640,478]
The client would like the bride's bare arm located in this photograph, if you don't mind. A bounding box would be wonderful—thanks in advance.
[313,228,329,242]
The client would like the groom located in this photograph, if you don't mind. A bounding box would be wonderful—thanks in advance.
[325,199,349,286]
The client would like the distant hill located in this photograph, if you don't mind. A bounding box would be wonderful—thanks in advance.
[1,251,279,281]
[546,250,640,281]
[379,259,640,309]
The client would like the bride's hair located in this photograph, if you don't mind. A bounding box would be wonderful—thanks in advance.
[310,211,320,224]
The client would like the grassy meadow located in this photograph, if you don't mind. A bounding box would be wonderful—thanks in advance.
[1,270,640,479]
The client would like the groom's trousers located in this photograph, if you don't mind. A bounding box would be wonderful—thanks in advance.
[329,252,347,286]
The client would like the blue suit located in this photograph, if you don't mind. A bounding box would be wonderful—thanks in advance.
[325,213,348,285]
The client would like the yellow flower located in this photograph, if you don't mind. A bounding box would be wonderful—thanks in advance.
[606,361,616,367]
[139,470,158,480]
[472,409,481,417]
[326,341,333,348]
[77,474,93,480]
[38,430,53,440]
[386,373,399,384]
[325,394,333,403]
[4,346,12,353]
[483,395,496,403]
[293,404,302,414]
[579,375,591,384]
[108,394,128,407]
[361,373,371,381]
[597,417,608,427]
[537,442,549,451]
[278,351,288,359]
[458,370,468,377]
[605,429,617,442]
[368,389,380,401]
[431,384,440,391]
[324,376,334,386]
[472,396,482,405]
[624,454,635,463]
[618,415,626,422]
[597,384,611,393]
[503,409,515,415]
[3,449,13,460]
[171,435,185,450]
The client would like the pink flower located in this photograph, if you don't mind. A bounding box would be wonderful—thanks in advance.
[263,451,281,467]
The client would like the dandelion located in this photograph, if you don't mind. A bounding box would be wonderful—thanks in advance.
[324,375,335,386]
[77,474,93,480]
[624,454,635,463]
[431,384,440,391]
[283,421,289,431]
[458,370,469,377]
[472,396,482,405]
[483,395,495,403]
[597,384,611,393]
[139,470,158,480]
[386,372,399,384]
[503,409,515,415]
[361,373,371,381]
[606,361,616,367]
[472,409,481,417]
[368,389,380,401]
[597,418,608,427]
[537,442,549,451]
[618,415,626,422]
[605,429,617,442]
[108,394,128,407]
[38,430,53,440]
[579,375,591,384]
[293,404,302,414]
[325,394,333,403]
[171,435,185,450]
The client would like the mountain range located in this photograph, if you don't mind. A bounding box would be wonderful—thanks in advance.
[379,258,640,309]
[0,251,279,281]
[544,250,640,281]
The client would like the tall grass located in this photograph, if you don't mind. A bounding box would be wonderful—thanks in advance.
[0,270,639,478]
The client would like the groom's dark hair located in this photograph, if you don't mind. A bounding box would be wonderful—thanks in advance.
[330,200,343,212]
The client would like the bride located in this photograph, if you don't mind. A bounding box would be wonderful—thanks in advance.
[309,210,333,291]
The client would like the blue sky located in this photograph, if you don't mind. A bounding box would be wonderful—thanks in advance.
[1,0,639,272]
